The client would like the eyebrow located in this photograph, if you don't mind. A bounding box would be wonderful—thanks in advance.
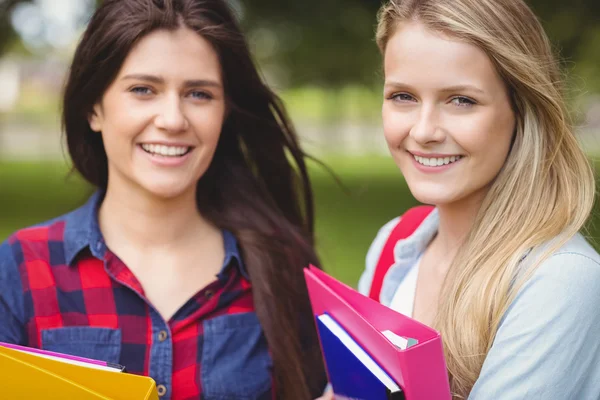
[121,74,222,88]
[439,85,485,95]
[385,81,485,94]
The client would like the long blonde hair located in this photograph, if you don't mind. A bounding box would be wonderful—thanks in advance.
[377,0,595,397]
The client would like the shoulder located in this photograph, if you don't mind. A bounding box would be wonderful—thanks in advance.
[358,217,400,295]
[502,233,600,328]
[367,217,402,264]
[4,213,70,247]
[0,204,89,266]
[358,208,439,295]
[550,232,600,264]
[473,234,600,398]
[521,233,600,295]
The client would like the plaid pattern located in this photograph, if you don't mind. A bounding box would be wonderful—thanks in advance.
[0,193,273,400]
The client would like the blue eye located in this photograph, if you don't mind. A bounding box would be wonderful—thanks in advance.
[391,93,416,102]
[189,91,212,100]
[451,96,476,107]
[130,86,152,95]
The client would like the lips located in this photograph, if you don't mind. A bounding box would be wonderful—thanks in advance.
[140,143,192,157]
[412,154,464,167]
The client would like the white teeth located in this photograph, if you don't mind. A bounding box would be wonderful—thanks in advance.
[413,154,462,167]
[141,144,190,157]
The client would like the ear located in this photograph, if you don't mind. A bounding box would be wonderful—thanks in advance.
[88,103,103,132]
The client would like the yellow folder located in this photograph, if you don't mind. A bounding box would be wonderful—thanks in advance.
[0,345,158,399]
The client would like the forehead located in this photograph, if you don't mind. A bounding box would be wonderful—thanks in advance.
[117,26,222,80]
[384,22,502,90]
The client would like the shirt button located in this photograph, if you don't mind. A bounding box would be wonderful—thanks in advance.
[157,384,167,397]
[204,289,214,299]
[157,330,168,342]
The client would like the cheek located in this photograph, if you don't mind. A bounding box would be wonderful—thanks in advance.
[101,119,145,148]
[190,108,225,145]
[458,111,514,171]
[100,98,150,140]
[382,106,409,148]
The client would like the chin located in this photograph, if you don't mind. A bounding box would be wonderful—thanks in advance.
[410,192,440,206]
[408,185,457,207]
[141,183,195,201]
[411,187,478,209]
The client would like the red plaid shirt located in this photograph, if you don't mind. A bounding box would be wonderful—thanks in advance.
[0,193,273,399]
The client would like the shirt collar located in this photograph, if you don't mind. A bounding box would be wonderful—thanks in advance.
[219,230,249,281]
[393,208,440,262]
[63,191,102,266]
[392,207,529,263]
[379,208,439,306]
[63,191,249,280]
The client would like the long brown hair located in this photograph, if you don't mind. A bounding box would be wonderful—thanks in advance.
[62,0,326,397]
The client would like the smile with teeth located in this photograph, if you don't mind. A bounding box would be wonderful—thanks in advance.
[141,144,191,157]
[413,154,463,167]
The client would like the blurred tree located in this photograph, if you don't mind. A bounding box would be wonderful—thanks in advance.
[0,0,598,89]
[241,0,600,89]
[241,0,383,87]
[0,0,29,55]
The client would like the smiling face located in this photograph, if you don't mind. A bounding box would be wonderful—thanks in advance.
[88,26,226,200]
[382,22,516,208]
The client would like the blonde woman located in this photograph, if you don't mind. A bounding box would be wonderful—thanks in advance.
[319,0,600,399]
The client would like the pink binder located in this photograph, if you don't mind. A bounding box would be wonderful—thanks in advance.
[304,265,451,399]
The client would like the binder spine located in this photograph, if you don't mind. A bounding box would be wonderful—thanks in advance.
[397,336,451,399]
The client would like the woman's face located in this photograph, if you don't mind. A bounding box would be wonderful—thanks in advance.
[382,22,516,209]
[89,26,226,200]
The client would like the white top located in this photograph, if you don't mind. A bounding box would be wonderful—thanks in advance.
[388,255,421,317]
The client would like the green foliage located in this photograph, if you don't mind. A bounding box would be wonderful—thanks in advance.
[241,0,384,87]
[1,1,599,91]
[241,0,600,92]
[0,0,28,55]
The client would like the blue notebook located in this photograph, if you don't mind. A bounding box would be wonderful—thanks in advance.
[317,313,405,400]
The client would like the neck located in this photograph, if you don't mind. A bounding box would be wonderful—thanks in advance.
[432,192,486,263]
[98,183,211,250]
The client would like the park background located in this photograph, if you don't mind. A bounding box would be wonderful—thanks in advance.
[0,0,599,286]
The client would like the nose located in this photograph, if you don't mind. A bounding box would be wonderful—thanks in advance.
[409,105,445,145]
[154,93,189,133]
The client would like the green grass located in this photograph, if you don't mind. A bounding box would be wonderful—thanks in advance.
[310,156,420,285]
[1,157,599,288]
[0,161,91,237]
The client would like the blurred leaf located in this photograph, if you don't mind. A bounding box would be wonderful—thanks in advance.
[242,0,383,88]
[241,0,600,91]
[0,0,32,55]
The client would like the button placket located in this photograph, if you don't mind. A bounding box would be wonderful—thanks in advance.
[158,330,168,342]
[157,384,167,397]
[148,311,173,400]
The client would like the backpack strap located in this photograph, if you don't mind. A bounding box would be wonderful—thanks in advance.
[368,205,435,302]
